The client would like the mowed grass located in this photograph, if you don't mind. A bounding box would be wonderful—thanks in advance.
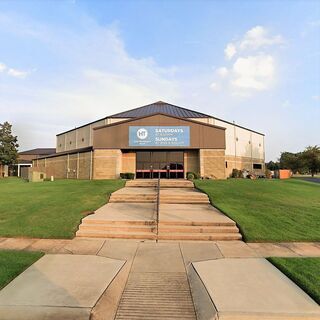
[194,179,320,242]
[269,258,320,304]
[0,250,44,289]
[0,178,124,238]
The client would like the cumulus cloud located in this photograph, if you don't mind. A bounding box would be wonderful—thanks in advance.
[7,68,29,79]
[213,26,283,96]
[216,67,229,77]
[0,62,29,78]
[239,26,284,50]
[232,55,275,91]
[224,43,236,60]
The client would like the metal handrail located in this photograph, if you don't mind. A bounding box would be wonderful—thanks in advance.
[156,175,160,242]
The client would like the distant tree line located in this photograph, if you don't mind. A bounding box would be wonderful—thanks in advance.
[266,146,320,177]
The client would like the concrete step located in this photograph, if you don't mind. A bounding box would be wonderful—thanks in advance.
[109,195,157,203]
[158,225,239,233]
[79,224,155,233]
[84,219,156,226]
[160,199,210,204]
[159,220,236,227]
[125,180,157,187]
[125,180,194,188]
[157,232,242,241]
[76,229,156,239]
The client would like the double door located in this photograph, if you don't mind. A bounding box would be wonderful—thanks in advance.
[136,151,184,179]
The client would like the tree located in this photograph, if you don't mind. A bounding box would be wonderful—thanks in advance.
[266,161,279,171]
[0,122,19,165]
[279,152,304,173]
[301,146,320,177]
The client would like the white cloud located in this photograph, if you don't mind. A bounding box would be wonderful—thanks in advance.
[7,68,29,79]
[210,82,220,91]
[216,67,229,77]
[312,95,320,101]
[239,26,284,50]
[0,63,7,72]
[224,43,236,60]
[232,55,275,91]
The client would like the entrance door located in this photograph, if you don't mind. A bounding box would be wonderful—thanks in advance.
[136,151,184,179]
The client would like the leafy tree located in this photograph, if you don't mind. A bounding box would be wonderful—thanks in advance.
[301,146,320,177]
[266,161,279,171]
[0,122,19,165]
[279,152,304,173]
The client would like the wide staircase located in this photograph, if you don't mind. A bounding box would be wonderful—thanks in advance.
[76,179,242,241]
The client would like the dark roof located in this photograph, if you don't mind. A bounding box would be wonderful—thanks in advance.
[35,147,92,160]
[56,101,264,136]
[93,112,226,131]
[109,101,209,118]
[19,148,56,155]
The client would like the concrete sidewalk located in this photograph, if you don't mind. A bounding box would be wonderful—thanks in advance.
[0,240,319,320]
[0,254,125,320]
[1,237,320,257]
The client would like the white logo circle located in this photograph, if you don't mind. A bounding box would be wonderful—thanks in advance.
[137,128,148,140]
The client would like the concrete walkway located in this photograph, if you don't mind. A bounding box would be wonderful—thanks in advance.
[0,254,125,320]
[0,240,319,319]
[1,237,320,257]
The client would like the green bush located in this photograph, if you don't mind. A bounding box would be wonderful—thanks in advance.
[120,172,135,179]
[187,171,199,180]
[231,168,243,178]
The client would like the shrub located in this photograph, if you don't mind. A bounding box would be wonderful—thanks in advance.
[120,172,135,179]
[231,168,242,178]
[187,171,199,180]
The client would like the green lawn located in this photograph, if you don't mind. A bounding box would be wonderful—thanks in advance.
[0,250,44,289]
[269,257,320,304]
[194,179,320,242]
[0,178,124,238]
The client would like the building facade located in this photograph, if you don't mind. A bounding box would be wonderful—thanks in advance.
[33,101,265,179]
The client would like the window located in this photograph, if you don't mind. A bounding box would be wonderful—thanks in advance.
[225,161,228,168]
[69,141,72,145]
[253,163,262,169]
[82,138,84,142]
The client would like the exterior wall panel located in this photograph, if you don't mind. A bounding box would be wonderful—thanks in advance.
[200,149,226,179]
[93,114,226,150]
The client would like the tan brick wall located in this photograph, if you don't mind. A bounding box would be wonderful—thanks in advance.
[200,149,226,179]
[225,155,265,177]
[122,152,136,174]
[93,149,121,179]
[32,152,91,179]
[184,150,200,178]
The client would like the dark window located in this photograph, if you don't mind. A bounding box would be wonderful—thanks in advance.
[69,141,72,145]
[82,138,84,142]
[253,163,262,169]
[225,161,228,168]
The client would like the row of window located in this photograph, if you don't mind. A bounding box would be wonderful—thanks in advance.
[59,138,86,148]
[225,162,262,170]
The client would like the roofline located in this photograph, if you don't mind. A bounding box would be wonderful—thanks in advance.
[92,112,227,131]
[108,101,210,118]
[19,148,56,155]
[56,102,265,136]
[34,146,93,160]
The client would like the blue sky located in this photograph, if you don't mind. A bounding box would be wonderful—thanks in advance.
[0,0,319,161]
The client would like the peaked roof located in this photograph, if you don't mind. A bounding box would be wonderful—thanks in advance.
[110,101,209,118]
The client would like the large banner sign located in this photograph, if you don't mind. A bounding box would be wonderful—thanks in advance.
[129,126,190,147]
